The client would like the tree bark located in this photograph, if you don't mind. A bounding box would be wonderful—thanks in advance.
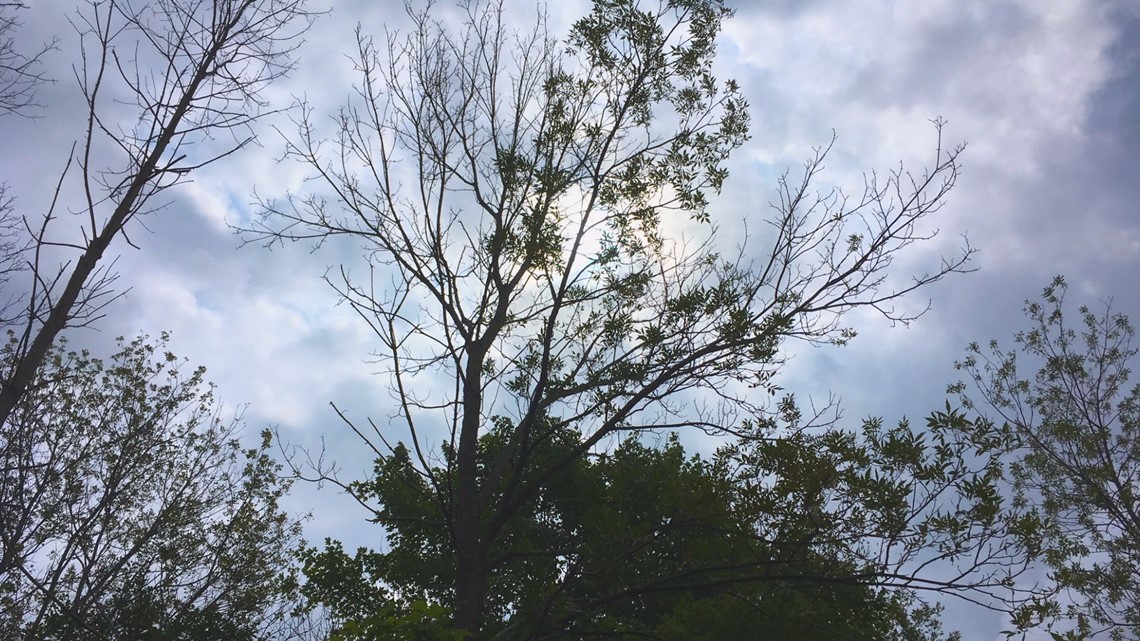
[454,348,489,638]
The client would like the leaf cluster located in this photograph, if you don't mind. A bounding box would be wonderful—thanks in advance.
[954,276,1140,639]
[0,333,305,640]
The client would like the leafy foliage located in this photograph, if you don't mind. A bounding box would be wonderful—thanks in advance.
[953,276,1140,639]
[0,333,305,640]
[304,401,1033,640]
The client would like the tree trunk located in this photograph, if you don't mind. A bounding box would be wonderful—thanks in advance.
[453,537,488,639]
[454,350,488,638]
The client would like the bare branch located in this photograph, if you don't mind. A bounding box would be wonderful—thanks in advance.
[0,0,317,428]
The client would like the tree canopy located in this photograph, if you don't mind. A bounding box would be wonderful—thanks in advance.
[301,398,1036,640]
[0,333,305,640]
[954,276,1140,640]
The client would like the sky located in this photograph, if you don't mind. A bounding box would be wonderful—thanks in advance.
[2,0,1139,638]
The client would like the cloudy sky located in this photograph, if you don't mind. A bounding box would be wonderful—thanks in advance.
[2,0,1138,637]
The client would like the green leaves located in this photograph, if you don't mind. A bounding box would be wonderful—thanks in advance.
[312,400,1020,640]
[954,277,1140,639]
[0,334,304,640]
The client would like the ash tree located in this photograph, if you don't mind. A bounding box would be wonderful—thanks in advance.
[247,0,982,637]
[953,277,1140,640]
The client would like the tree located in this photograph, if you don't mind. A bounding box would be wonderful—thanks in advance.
[0,4,318,636]
[0,0,315,428]
[0,332,305,640]
[302,403,1029,640]
[247,0,975,636]
[953,276,1140,640]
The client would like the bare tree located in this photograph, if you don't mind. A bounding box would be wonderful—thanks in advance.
[248,0,974,635]
[0,0,316,428]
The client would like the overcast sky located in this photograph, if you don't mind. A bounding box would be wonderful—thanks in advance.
[2,0,1138,638]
